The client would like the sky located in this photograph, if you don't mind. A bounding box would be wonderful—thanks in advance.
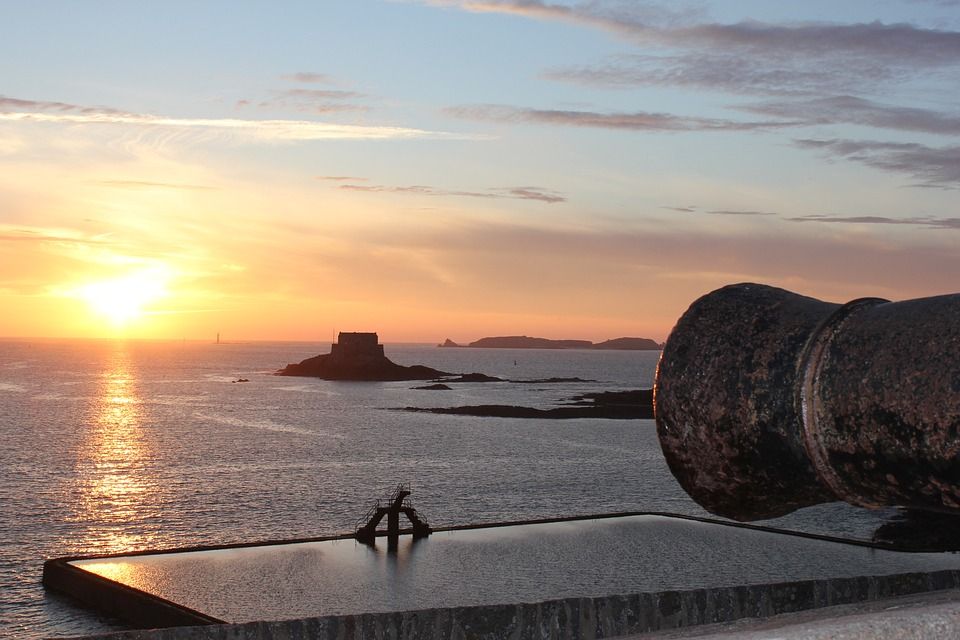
[0,0,958,343]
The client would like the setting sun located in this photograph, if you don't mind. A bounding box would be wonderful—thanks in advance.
[73,267,172,327]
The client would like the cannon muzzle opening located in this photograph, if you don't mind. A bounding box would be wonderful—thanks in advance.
[654,283,960,521]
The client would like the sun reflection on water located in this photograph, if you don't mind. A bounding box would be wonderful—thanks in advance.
[70,344,159,553]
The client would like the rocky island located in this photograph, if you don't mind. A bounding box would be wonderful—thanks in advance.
[439,336,661,350]
[278,332,449,381]
[400,389,653,419]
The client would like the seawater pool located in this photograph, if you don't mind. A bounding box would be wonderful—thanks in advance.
[69,515,960,624]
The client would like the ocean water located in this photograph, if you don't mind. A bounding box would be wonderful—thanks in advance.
[0,339,894,638]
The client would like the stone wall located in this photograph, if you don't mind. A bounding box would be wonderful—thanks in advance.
[70,569,960,640]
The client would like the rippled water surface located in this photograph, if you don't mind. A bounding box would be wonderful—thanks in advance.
[0,339,900,638]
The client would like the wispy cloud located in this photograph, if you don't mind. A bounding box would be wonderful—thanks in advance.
[316,175,368,182]
[668,203,959,229]
[431,2,960,98]
[282,72,335,84]
[240,88,370,115]
[907,0,960,6]
[281,88,365,101]
[794,138,960,188]
[357,216,960,302]
[0,95,129,115]
[742,96,960,135]
[789,214,960,229]
[337,182,566,203]
[444,104,797,131]
[92,180,217,191]
[0,95,458,142]
[547,53,902,97]
[437,1,960,65]
[663,205,777,215]
[0,225,113,247]
[707,209,778,216]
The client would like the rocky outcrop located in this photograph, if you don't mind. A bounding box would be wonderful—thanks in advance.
[468,336,593,349]
[448,335,662,350]
[278,332,449,381]
[592,337,661,350]
[441,373,504,383]
[398,389,653,419]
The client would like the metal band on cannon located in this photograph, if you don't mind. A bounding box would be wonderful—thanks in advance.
[654,283,960,521]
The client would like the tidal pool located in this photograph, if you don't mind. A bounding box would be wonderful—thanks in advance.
[70,515,960,623]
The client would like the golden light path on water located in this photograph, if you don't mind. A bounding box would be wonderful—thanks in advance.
[69,345,160,553]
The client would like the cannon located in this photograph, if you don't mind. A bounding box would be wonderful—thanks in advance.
[654,283,960,521]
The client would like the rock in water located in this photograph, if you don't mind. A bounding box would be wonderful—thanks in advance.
[278,332,449,381]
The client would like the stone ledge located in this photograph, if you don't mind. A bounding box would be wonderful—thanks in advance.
[65,570,960,640]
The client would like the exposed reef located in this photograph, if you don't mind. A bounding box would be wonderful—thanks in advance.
[441,373,504,383]
[399,389,653,420]
[439,335,661,350]
[278,332,449,381]
[414,383,453,391]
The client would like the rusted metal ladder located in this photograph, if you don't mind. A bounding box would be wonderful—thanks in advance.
[355,483,431,544]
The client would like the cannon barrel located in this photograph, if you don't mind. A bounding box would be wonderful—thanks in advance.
[654,283,960,521]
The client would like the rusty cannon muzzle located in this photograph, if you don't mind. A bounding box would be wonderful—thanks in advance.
[654,283,960,522]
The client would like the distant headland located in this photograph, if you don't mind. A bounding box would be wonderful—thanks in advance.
[278,332,449,381]
[438,336,662,350]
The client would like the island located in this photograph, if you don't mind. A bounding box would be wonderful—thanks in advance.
[438,336,661,350]
[398,389,653,420]
[278,332,450,381]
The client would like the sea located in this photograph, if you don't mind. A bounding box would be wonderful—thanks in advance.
[0,339,898,638]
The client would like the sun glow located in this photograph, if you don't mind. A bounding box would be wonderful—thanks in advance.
[74,267,172,327]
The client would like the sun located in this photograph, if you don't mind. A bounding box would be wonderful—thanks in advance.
[75,267,172,327]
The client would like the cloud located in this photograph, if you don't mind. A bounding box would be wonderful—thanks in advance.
[0,225,114,248]
[0,95,460,142]
[0,95,129,115]
[431,2,960,97]
[666,205,958,228]
[742,96,960,135]
[789,214,960,229]
[281,88,365,101]
[439,1,960,65]
[794,138,960,187]
[547,53,902,97]
[242,88,371,115]
[707,209,777,216]
[444,104,798,131]
[663,205,776,215]
[283,72,335,84]
[907,0,960,6]
[316,175,368,181]
[94,180,217,190]
[356,216,960,304]
[337,182,566,203]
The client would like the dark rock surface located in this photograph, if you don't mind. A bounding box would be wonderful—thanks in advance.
[414,383,453,390]
[592,337,661,350]
[468,336,593,349]
[440,373,504,383]
[872,509,960,552]
[450,335,662,350]
[279,353,448,381]
[399,388,653,419]
[278,332,449,381]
